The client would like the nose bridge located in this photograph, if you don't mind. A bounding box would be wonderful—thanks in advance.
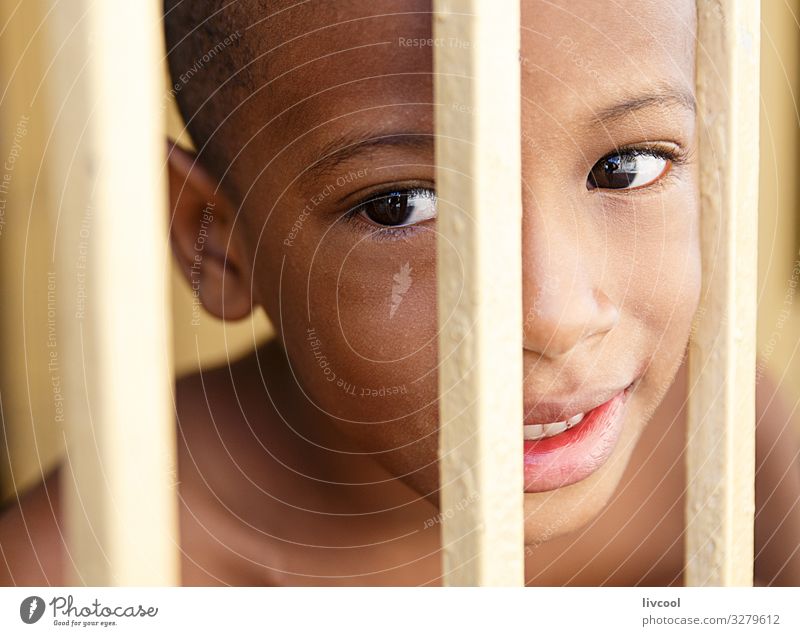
[522,206,618,358]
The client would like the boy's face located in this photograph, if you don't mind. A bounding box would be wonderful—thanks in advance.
[174,0,699,542]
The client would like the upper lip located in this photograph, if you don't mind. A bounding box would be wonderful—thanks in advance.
[522,381,634,425]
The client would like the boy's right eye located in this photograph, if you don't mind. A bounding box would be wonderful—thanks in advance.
[348,187,437,228]
[586,148,674,191]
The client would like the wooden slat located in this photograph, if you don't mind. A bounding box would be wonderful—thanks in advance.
[47,1,179,585]
[0,0,65,502]
[686,0,760,586]
[434,3,524,585]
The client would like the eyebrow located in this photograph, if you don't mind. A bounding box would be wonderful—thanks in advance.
[306,88,695,178]
[308,132,433,180]
[592,87,697,124]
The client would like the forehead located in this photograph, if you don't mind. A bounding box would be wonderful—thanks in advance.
[520,1,696,113]
[231,0,695,179]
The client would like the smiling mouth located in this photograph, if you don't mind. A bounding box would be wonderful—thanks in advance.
[522,383,635,493]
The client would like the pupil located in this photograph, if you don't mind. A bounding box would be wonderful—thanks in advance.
[604,156,621,173]
[603,155,635,187]
[379,192,408,225]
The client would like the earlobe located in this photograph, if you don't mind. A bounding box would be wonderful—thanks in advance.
[166,141,253,321]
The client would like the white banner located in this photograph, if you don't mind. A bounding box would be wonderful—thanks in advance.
[1,587,797,635]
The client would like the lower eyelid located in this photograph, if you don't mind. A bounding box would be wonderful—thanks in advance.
[341,211,430,242]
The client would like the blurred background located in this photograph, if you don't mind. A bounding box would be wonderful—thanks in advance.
[0,0,798,503]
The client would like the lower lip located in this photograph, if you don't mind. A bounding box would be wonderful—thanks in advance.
[523,388,631,493]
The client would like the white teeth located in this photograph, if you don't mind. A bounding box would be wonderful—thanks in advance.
[567,412,585,427]
[523,412,587,441]
[542,421,568,436]
[522,424,546,440]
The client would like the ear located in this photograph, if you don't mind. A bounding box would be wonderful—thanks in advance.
[167,142,253,321]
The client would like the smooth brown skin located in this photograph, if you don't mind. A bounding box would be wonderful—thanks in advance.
[3,364,800,585]
[2,0,800,585]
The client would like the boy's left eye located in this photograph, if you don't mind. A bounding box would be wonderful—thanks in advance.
[351,187,437,228]
[587,151,671,190]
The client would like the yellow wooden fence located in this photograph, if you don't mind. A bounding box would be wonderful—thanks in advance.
[0,0,761,586]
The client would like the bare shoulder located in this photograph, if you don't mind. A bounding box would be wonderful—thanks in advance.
[0,343,284,588]
[0,468,65,586]
[655,364,800,585]
[753,370,800,585]
[0,360,249,587]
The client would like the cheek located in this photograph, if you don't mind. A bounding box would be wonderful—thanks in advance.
[618,191,701,410]
[639,196,702,343]
[260,221,440,444]
[334,230,438,362]
[296,231,441,491]
[612,187,701,331]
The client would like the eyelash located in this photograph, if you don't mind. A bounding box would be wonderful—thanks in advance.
[590,142,689,192]
[339,142,690,239]
[606,143,685,162]
[341,186,433,241]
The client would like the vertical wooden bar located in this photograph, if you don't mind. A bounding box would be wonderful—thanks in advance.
[47,1,179,584]
[0,0,65,502]
[434,3,524,585]
[686,0,759,586]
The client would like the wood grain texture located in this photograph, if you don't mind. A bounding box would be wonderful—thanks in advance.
[686,0,759,586]
[434,1,524,586]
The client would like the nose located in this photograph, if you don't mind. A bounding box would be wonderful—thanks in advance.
[522,213,620,358]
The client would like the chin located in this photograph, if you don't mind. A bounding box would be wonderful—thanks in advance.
[522,483,616,545]
[521,399,646,545]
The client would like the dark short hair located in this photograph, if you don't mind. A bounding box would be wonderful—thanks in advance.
[163,0,257,183]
